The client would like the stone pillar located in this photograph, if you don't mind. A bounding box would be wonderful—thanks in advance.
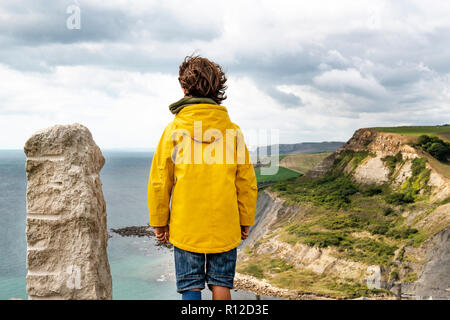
[24,123,112,300]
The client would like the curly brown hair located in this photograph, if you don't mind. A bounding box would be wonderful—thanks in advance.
[178,55,227,104]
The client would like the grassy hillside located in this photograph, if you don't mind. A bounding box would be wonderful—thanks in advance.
[279,152,332,173]
[372,125,450,141]
[270,151,438,248]
[240,145,448,298]
[255,166,301,183]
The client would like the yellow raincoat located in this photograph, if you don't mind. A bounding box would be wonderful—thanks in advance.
[147,104,258,253]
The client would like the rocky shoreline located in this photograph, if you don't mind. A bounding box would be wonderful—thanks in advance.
[110,226,172,248]
[234,273,396,300]
[234,273,333,300]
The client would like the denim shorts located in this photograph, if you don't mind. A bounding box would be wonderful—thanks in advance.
[173,246,237,293]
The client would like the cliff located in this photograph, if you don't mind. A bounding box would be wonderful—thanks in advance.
[238,128,450,299]
[306,128,449,202]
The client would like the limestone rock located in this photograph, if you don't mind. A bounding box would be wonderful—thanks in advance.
[366,265,383,289]
[413,227,450,299]
[24,123,112,300]
[352,155,390,185]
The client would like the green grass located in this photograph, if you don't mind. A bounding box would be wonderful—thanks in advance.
[330,150,374,174]
[255,166,302,183]
[284,222,398,266]
[400,157,431,200]
[403,272,419,283]
[439,197,450,205]
[371,125,450,138]
[381,152,404,177]
[240,263,264,279]
[272,173,360,209]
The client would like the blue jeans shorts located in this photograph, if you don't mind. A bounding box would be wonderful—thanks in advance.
[173,246,237,293]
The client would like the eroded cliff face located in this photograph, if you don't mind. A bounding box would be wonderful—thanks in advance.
[401,226,450,299]
[308,128,450,202]
[240,128,449,299]
[240,192,369,280]
[24,123,112,300]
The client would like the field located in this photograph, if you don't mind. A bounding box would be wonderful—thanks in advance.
[279,152,332,174]
[371,125,450,141]
[255,166,301,183]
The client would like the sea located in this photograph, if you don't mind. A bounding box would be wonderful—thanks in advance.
[0,149,262,300]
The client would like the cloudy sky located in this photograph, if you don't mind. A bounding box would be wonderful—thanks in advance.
[1,0,450,150]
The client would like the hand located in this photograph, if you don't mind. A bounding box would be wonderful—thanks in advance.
[154,225,170,244]
[241,226,250,240]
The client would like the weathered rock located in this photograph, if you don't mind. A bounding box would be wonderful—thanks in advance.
[366,265,383,289]
[402,227,450,299]
[24,123,112,300]
[240,190,285,248]
[352,155,390,185]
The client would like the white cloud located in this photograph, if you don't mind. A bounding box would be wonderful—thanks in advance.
[1,0,450,149]
[0,64,178,149]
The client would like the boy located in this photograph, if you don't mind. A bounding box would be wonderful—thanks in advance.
[147,55,257,300]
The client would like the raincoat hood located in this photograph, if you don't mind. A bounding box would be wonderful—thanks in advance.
[173,104,233,143]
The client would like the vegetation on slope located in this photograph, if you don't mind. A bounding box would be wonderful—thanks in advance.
[273,150,431,208]
[381,152,403,177]
[237,253,388,298]
[413,135,450,162]
[371,125,450,140]
[240,147,445,297]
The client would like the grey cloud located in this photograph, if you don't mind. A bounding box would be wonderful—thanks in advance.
[0,0,220,46]
[0,1,129,45]
[265,86,303,108]
[228,50,322,81]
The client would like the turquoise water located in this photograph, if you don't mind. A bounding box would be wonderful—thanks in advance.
[0,150,27,299]
[0,150,260,300]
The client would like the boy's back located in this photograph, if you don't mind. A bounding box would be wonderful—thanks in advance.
[148,102,257,253]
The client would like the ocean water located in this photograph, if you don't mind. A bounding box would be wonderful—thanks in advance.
[0,150,260,300]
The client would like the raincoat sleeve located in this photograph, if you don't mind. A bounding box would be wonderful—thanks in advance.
[148,124,175,227]
[235,134,258,226]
